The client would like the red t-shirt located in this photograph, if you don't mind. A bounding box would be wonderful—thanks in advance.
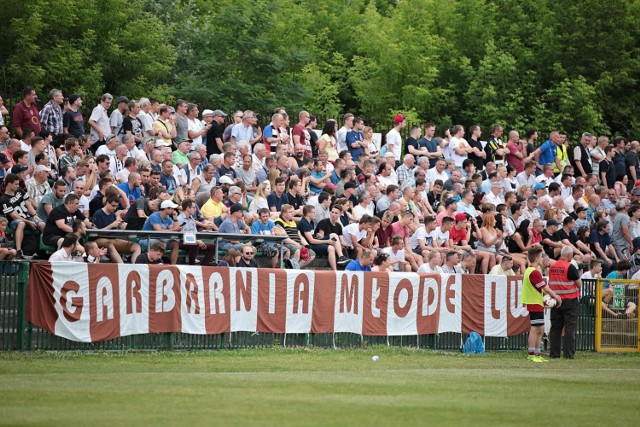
[449,225,467,245]
[12,101,41,135]
[506,142,524,173]
[292,124,311,157]
[390,222,410,239]
[526,269,546,312]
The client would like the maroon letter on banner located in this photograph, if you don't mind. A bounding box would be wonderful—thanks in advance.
[417,275,441,335]
[202,267,230,334]
[339,273,359,314]
[393,278,413,318]
[362,272,389,336]
[89,265,121,342]
[235,269,253,312]
[311,271,337,333]
[61,281,83,322]
[148,266,182,333]
[257,270,287,333]
[126,270,143,315]
[461,274,485,335]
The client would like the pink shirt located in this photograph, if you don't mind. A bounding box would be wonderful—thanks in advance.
[506,141,524,173]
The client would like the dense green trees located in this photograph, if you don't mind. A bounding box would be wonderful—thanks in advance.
[1,0,639,139]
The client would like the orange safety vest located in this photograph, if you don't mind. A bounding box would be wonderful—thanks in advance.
[548,259,579,300]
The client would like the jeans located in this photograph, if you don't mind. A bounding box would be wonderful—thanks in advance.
[549,298,579,358]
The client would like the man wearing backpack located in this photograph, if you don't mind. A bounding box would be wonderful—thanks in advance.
[521,247,562,362]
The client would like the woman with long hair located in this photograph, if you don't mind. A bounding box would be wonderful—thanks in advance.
[371,251,393,272]
[317,119,339,161]
[475,212,499,273]
[217,248,241,267]
[503,165,518,193]
[82,157,98,197]
[362,126,379,159]
[267,168,281,193]
[507,219,535,271]
[249,182,271,214]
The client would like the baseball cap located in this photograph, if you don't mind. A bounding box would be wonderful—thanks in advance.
[0,153,9,165]
[218,175,234,185]
[117,96,129,104]
[533,182,547,191]
[546,219,560,227]
[454,213,468,222]
[393,113,406,125]
[202,109,214,117]
[230,203,243,214]
[576,206,587,214]
[160,200,178,209]
[444,197,457,207]
[168,106,176,114]
[212,109,227,117]
[632,187,640,197]
[11,165,28,174]
[35,165,51,173]
[344,182,358,190]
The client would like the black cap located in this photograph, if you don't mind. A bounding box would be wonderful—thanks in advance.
[344,182,358,190]
[546,219,559,227]
[0,153,9,165]
[444,197,457,207]
[11,165,28,174]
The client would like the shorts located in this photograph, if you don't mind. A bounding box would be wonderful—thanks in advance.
[10,217,44,230]
[95,238,138,253]
[307,243,329,257]
[44,234,63,248]
[413,246,424,255]
[527,304,545,326]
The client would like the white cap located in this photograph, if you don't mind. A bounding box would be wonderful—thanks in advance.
[160,200,179,209]
[219,175,234,185]
[35,165,51,173]
[202,109,214,117]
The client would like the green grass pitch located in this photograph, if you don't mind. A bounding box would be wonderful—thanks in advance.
[1,348,639,426]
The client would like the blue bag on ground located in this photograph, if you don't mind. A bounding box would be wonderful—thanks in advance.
[462,332,485,354]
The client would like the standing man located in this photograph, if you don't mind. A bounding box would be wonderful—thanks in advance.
[63,94,85,139]
[292,111,312,158]
[109,96,129,142]
[548,246,582,359]
[336,113,354,154]
[39,89,64,148]
[173,99,189,146]
[466,124,486,171]
[386,113,406,164]
[520,247,562,362]
[153,104,176,148]
[88,93,113,152]
[230,111,262,147]
[122,100,145,145]
[485,124,508,165]
[533,131,563,174]
[572,132,593,178]
[206,109,226,157]
[12,87,41,139]
[346,117,366,162]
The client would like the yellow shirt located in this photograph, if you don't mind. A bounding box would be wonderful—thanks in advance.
[153,119,173,146]
[201,199,225,219]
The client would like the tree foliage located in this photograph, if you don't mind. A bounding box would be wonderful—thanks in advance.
[2,0,640,139]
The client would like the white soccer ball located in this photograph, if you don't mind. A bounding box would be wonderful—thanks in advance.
[371,355,379,362]
[543,294,557,308]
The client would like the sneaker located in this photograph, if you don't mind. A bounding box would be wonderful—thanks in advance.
[15,250,24,260]
[527,355,547,363]
[337,256,351,265]
[535,355,549,362]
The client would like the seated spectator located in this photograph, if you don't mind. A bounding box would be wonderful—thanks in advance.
[237,244,260,268]
[218,203,251,251]
[275,204,316,268]
[298,205,350,270]
[390,211,421,270]
[217,248,241,267]
[251,207,290,268]
[201,186,228,226]
[0,216,17,260]
[410,216,438,260]
[49,233,79,262]
[417,251,444,273]
[489,255,515,276]
[92,194,142,263]
[159,159,177,195]
[43,193,90,250]
[118,172,142,203]
[267,176,289,213]
[541,219,562,260]
[142,200,181,260]
[135,241,166,264]
[342,214,374,259]
[345,248,375,272]
[1,173,46,258]
[176,199,216,265]
[25,165,52,210]
[83,241,107,264]
[371,251,393,272]
[457,251,477,274]
[36,179,67,221]
[382,236,412,272]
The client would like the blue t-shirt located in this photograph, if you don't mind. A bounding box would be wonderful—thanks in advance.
[267,192,289,211]
[251,219,276,235]
[538,140,557,166]
[423,138,439,168]
[310,170,325,194]
[93,209,117,229]
[346,130,364,162]
[345,260,371,272]
[143,211,173,231]
[160,173,177,195]
[218,217,246,234]
[118,182,142,203]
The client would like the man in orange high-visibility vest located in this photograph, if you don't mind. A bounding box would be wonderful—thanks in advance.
[548,246,582,359]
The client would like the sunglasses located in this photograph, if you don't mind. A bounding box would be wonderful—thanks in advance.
[244,251,254,256]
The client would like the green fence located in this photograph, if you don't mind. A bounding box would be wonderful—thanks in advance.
[0,261,597,352]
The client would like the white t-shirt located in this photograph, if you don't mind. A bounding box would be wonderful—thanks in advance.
[449,137,468,167]
[336,126,349,153]
[431,227,449,246]
[382,247,406,271]
[409,226,429,249]
[137,110,154,136]
[49,248,73,262]
[426,168,449,188]
[342,223,367,248]
[417,263,443,274]
[188,118,204,147]
[386,129,402,162]
[352,204,374,221]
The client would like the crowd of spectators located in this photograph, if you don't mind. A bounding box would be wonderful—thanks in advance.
[1,87,640,282]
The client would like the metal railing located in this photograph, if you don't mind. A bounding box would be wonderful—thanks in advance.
[0,262,598,352]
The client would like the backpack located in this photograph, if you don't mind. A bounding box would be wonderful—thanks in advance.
[462,331,485,354]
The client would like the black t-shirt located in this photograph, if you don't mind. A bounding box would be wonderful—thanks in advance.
[467,138,484,171]
[63,108,85,138]
[288,192,305,212]
[135,253,163,264]
[44,204,86,240]
[297,217,315,237]
[567,264,580,281]
[238,257,259,268]
[600,159,616,189]
[122,115,144,138]
[206,121,224,157]
[555,228,578,246]
[0,190,31,220]
[613,152,626,181]
[308,128,319,157]
[89,192,105,218]
[315,218,343,237]
[541,229,560,258]
[405,137,418,157]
